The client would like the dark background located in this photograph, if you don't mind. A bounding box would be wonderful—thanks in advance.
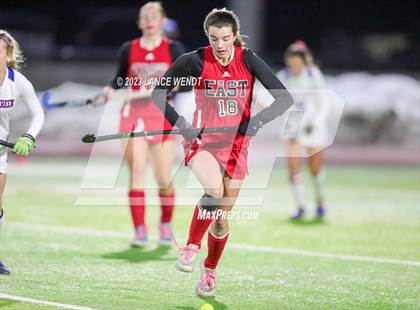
[1,0,419,71]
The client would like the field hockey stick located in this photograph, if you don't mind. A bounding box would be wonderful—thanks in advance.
[0,139,14,149]
[0,139,37,150]
[82,126,238,143]
[41,88,153,110]
[41,91,97,109]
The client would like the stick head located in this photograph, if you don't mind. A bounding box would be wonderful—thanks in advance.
[41,92,54,109]
[82,134,96,143]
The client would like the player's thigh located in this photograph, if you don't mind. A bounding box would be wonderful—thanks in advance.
[285,139,302,175]
[148,141,174,188]
[307,148,323,175]
[0,173,6,209]
[188,151,224,198]
[124,138,148,177]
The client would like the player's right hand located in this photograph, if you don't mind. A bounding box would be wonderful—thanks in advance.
[304,124,314,135]
[102,85,115,103]
[177,116,202,140]
[239,115,264,136]
[13,134,35,157]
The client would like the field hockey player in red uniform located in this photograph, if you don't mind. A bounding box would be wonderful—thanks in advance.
[152,8,294,296]
[103,2,186,247]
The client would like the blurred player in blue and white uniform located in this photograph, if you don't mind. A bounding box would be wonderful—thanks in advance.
[0,30,44,274]
[277,41,329,220]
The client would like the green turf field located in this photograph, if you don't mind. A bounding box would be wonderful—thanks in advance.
[0,158,419,309]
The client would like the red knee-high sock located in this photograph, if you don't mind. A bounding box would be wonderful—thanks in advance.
[204,230,229,269]
[129,190,145,229]
[160,192,175,223]
[186,206,212,248]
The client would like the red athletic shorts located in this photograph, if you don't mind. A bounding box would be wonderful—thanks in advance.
[184,140,249,180]
[119,99,175,144]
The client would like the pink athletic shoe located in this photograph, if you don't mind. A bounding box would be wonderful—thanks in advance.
[175,244,199,272]
[196,261,216,297]
[131,225,148,248]
[159,223,173,246]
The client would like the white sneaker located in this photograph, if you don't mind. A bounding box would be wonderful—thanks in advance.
[175,244,199,272]
[196,260,216,297]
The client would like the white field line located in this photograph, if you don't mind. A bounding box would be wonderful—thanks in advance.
[9,222,420,267]
[12,222,128,238]
[0,293,95,310]
[229,244,420,267]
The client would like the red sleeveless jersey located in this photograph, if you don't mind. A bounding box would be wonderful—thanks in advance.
[128,37,172,92]
[123,37,173,138]
[193,45,255,150]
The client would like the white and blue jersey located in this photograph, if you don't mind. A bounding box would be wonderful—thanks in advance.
[0,67,44,172]
[276,66,329,148]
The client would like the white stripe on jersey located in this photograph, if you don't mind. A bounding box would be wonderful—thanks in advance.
[0,67,44,140]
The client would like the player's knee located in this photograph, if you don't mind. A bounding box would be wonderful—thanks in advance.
[205,187,223,199]
[158,184,174,196]
[310,170,319,177]
[199,193,221,212]
[213,218,228,236]
[156,178,172,190]
[310,167,321,176]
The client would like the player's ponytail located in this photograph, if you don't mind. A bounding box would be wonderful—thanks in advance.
[204,8,245,47]
[0,29,24,71]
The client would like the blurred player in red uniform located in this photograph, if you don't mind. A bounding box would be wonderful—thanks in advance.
[152,9,294,296]
[103,2,186,247]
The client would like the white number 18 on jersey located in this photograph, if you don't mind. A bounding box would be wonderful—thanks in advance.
[218,99,238,117]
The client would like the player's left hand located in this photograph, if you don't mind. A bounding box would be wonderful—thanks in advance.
[304,124,313,135]
[177,116,202,140]
[92,93,107,106]
[13,134,35,156]
[239,115,264,136]
[102,85,114,103]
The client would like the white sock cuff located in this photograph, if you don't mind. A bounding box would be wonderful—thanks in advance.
[291,173,302,184]
[291,176,306,208]
[314,170,326,182]
[209,229,229,239]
